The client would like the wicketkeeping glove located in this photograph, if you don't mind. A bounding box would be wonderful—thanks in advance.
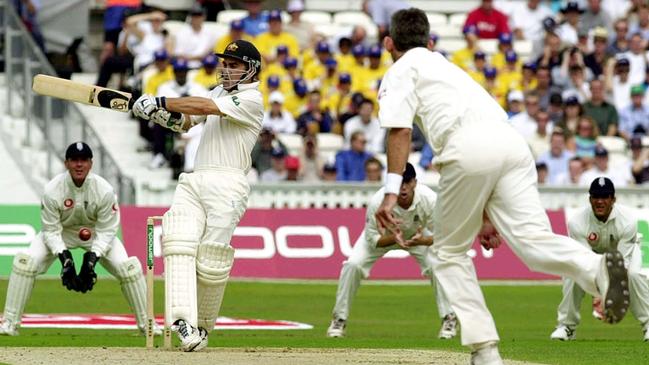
[58,249,80,291]
[77,251,99,293]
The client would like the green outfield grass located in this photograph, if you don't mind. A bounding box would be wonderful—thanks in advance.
[0,279,647,364]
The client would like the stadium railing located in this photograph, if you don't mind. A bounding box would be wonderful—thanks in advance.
[1,2,136,204]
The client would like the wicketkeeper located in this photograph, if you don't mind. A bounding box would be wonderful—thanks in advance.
[0,142,156,336]
[131,39,264,351]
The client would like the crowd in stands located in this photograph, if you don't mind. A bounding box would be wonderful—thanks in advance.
[88,0,649,186]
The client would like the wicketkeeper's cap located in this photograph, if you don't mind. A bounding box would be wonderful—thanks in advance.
[65,142,93,160]
[589,177,615,197]
[402,163,416,183]
[215,39,262,76]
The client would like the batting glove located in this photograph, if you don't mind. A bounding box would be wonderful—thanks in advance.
[77,251,99,293]
[133,94,164,120]
[58,249,80,291]
[151,109,185,132]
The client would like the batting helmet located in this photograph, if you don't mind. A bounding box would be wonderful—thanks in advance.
[215,39,262,78]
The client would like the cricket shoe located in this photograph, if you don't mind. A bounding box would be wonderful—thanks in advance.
[0,320,18,336]
[326,317,346,338]
[438,313,458,339]
[550,325,576,341]
[470,342,503,365]
[193,327,209,352]
[171,319,202,352]
[596,251,630,324]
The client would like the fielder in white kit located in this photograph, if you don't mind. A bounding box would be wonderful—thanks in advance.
[373,8,630,365]
[327,163,458,339]
[0,142,154,336]
[132,39,264,352]
[550,177,649,341]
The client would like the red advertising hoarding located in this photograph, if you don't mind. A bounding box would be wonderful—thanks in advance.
[120,207,563,280]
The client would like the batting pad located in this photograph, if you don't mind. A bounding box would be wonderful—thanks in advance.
[3,253,38,326]
[196,241,234,332]
[115,257,148,329]
[162,209,200,327]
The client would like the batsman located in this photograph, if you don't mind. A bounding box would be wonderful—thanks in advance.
[0,142,155,336]
[131,40,264,352]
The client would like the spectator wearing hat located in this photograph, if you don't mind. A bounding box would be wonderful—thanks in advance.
[327,75,355,130]
[606,57,633,111]
[505,90,524,118]
[630,136,649,184]
[619,85,649,141]
[143,49,173,95]
[261,74,281,108]
[520,62,538,92]
[467,51,488,86]
[511,0,553,45]
[527,110,553,159]
[280,57,301,96]
[319,58,340,101]
[343,98,384,154]
[510,91,543,139]
[537,32,563,70]
[189,54,220,89]
[335,131,373,181]
[608,18,630,55]
[262,91,296,134]
[251,128,288,175]
[556,1,584,46]
[322,162,337,181]
[555,156,586,185]
[364,44,388,93]
[284,0,315,51]
[335,37,356,74]
[582,79,619,136]
[304,41,333,87]
[451,25,479,71]
[285,155,301,181]
[284,77,309,118]
[579,146,632,186]
[584,27,612,78]
[491,32,514,70]
[260,148,289,182]
[556,95,583,138]
[296,90,333,135]
[482,66,506,106]
[580,0,611,37]
[241,0,269,37]
[171,5,216,69]
[463,0,511,39]
[537,130,575,185]
[255,9,300,64]
[214,20,254,54]
[498,50,523,91]
[622,33,647,85]
[260,45,290,84]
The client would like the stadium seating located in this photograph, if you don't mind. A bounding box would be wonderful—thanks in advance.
[305,0,362,12]
[316,133,344,161]
[216,9,247,24]
[426,12,448,27]
[597,136,628,154]
[332,11,377,39]
[277,133,304,156]
[162,20,187,37]
[448,13,468,27]
[145,0,194,11]
[431,24,462,39]
[300,11,333,26]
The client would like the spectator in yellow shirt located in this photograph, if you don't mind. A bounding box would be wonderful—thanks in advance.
[260,75,282,108]
[326,73,353,126]
[492,32,515,70]
[365,44,387,93]
[349,44,370,93]
[320,58,339,102]
[498,50,523,92]
[304,41,332,88]
[466,51,488,86]
[452,25,479,71]
[143,49,173,95]
[260,44,289,84]
[483,66,507,107]
[255,9,299,64]
[521,61,538,92]
[285,78,309,118]
[280,56,301,95]
[189,54,220,90]
[335,37,355,74]
[214,19,253,54]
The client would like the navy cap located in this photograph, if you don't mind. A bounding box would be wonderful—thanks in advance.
[368,44,382,58]
[172,58,189,71]
[202,54,218,67]
[616,57,630,67]
[293,78,308,96]
[498,32,513,44]
[430,33,438,42]
[154,49,168,61]
[338,73,351,84]
[352,44,366,57]
[564,95,580,105]
[562,1,583,13]
[283,57,298,68]
[474,51,486,59]
[315,41,330,53]
[276,44,288,55]
[523,61,537,71]
[594,145,608,157]
[271,147,286,158]
[189,4,205,16]
[484,66,497,78]
[542,17,556,32]
[402,162,416,182]
[231,19,244,31]
[589,177,615,197]
[323,162,337,172]
[268,9,283,22]
[267,75,280,88]
[325,58,337,68]
[463,25,477,35]
[505,50,518,62]
[65,142,93,160]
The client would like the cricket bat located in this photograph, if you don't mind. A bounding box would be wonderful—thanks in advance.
[32,74,133,112]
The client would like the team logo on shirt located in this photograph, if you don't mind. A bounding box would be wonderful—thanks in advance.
[112,203,118,213]
[232,96,240,106]
[587,232,599,245]
[63,199,74,208]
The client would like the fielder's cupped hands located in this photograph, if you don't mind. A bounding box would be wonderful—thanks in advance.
[376,194,404,244]
[403,227,426,248]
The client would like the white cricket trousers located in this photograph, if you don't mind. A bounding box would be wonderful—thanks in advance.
[332,237,453,321]
[430,120,604,347]
[557,242,649,329]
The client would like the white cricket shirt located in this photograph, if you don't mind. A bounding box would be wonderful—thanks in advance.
[364,184,437,248]
[378,48,508,156]
[191,82,264,172]
[41,172,120,257]
[568,204,638,257]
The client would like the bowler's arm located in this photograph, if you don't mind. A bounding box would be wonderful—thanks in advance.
[386,128,411,176]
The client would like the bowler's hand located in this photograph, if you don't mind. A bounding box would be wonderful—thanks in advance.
[478,219,503,250]
[375,194,403,243]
